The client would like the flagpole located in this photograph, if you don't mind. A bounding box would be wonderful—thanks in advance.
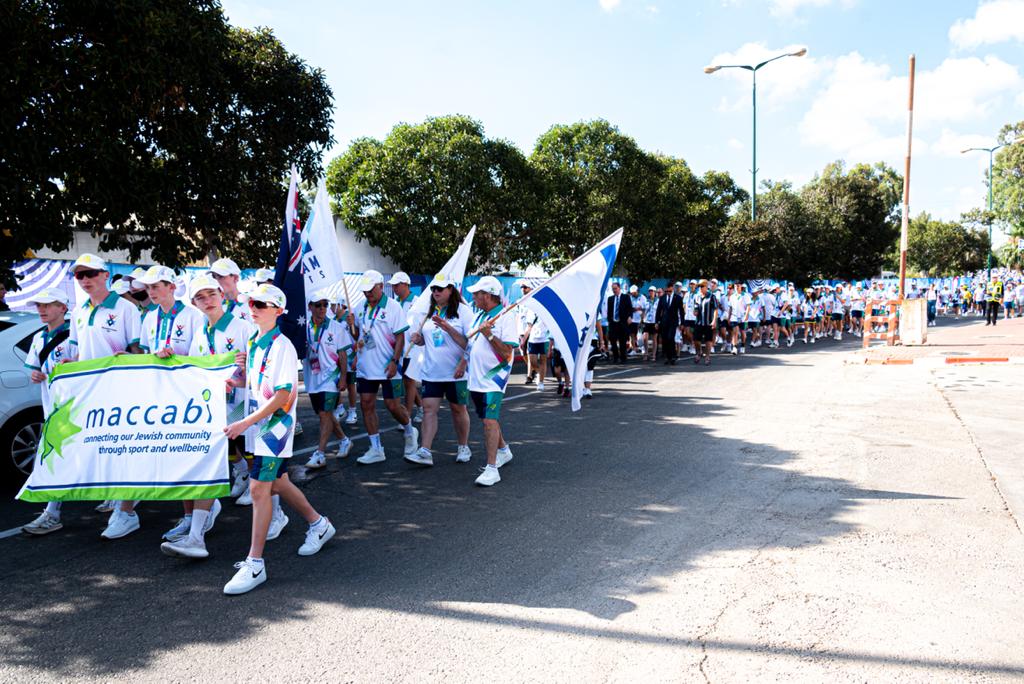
[466,228,624,337]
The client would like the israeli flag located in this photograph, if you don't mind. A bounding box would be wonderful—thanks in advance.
[299,178,347,302]
[519,228,623,411]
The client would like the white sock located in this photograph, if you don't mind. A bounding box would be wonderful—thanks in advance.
[369,433,382,449]
[310,515,325,530]
[403,422,414,437]
[189,509,209,542]
[45,501,62,517]
[271,494,281,515]
[247,555,264,566]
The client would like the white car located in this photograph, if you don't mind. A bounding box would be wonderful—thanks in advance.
[0,311,46,480]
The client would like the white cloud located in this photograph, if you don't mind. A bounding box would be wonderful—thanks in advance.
[706,42,821,112]
[727,137,743,150]
[598,0,622,11]
[931,129,999,157]
[646,4,660,13]
[949,0,1024,49]
[798,53,1021,163]
[768,0,856,17]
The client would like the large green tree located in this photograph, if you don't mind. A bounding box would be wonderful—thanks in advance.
[1,1,333,283]
[326,115,540,273]
[990,121,1024,239]
[902,212,989,276]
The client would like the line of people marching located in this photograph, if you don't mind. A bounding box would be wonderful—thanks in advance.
[19,254,521,595]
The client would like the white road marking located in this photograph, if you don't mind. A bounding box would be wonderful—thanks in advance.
[0,527,25,540]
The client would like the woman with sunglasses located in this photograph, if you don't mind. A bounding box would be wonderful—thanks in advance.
[302,295,355,470]
[404,273,475,467]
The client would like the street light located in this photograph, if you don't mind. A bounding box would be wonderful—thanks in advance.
[704,48,808,221]
[961,138,1021,279]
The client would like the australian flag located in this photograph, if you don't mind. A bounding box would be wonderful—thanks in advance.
[274,166,307,359]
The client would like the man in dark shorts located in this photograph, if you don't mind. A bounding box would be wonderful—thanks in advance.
[693,279,719,365]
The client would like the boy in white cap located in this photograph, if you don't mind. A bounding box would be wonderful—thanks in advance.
[465,276,517,487]
[159,274,252,558]
[223,284,335,595]
[346,270,418,464]
[302,292,354,469]
[21,288,78,535]
[389,272,423,424]
[209,257,252,325]
[253,268,275,286]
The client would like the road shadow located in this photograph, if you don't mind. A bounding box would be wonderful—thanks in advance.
[0,363,977,677]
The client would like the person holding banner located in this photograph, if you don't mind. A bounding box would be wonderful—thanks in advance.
[303,295,354,470]
[209,258,253,325]
[21,288,78,536]
[405,273,475,467]
[65,254,144,537]
[465,276,517,487]
[158,274,252,559]
[223,284,336,595]
[348,270,418,465]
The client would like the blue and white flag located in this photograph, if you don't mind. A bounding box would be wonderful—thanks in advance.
[299,178,347,301]
[519,228,623,411]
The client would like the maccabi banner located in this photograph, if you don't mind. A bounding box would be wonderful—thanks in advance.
[17,354,238,503]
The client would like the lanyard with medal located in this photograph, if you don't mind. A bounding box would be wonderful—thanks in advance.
[429,304,447,347]
[156,302,184,350]
[307,319,328,373]
[362,301,383,350]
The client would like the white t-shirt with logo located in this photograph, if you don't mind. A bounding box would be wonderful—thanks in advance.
[244,328,299,459]
[467,308,518,394]
[224,298,253,325]
[684,291,697,321]
[630,295,646,324]
[69,293,142,360]
[355,297,409,380]
[189,313,254,425]
[524,310,550,344]
[303,318,354,394]
[140,302,204,355]
[24,322,78,416]
[419,302,475,382]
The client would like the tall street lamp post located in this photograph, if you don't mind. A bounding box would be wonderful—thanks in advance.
[962,138,1021,280]
[705,48,807,221]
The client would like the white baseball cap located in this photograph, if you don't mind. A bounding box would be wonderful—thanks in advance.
[240,283,287,310]
[188,274,222,300]
[136,265,177,285]
[72,253,107,272]
[430,272,455,288]
[209,258,241,277]
[388,271,411,285]
[467,276,503,297]
[629,285,638,293]
[110,280,131,296]
[359,269,384,291]
[253,268,275,283]
[28,287,70,306]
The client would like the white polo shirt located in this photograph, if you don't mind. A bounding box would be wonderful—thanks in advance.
[69,292,142,360]
[467,307,518,394]
[223,298,253,325]
[524,310,550,344]
[420,302,475,382]
[140,301,204,354]
[244,327,299,458]
[355,297,408,380]
[24,322,77,416]
[303,318,354,394]
[189,313,254,424]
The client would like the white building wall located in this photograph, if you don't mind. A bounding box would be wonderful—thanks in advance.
[335,218,401,273]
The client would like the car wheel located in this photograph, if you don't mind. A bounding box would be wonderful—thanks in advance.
[2,410,43,478]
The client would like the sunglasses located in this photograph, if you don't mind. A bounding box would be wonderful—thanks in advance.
[430,286,448,292]
[249,300,274,310]
[74,269,102,280]
[130,290,149,302]
[311,301,328,308]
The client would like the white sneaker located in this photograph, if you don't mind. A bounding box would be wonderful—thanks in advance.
[267,509,289,541]
[162,515,193,542]
[332,405,346,422]
[496,445,514,468]
[739,347,745,354]
[298,518,336,556]
[94,500,115,513]
[345,408,358,425]
[336,438,353,458]
[23,511,63,536]
[455,445,472,463]
[475,465,501,486]
[229,470,249,498]
[161,536,209,559]
[582,387,593,397]
[536,382,545,391]
[305,450,327,469]
[731,347,738,355]
[403,426,419,455]
[236,483,253,506]
[787,336,794,347]
[404,447,434,466]
[223,559,266,595]
[413,406,424,424]
[204,499,222,534]
[101,511,140,539]
[357,445,386,465]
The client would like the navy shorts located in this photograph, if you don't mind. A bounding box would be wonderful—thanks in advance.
[831,313,844,321]
[851,311,863,319]
[309,391,339,413]
[356,377,404,400]
[683,319,696,330]
[421,379,469,405]
[770,316,780,325]
[401,358,411,376]
[694,325,714,343]
[527,341,549,355]
[250,456,287,482]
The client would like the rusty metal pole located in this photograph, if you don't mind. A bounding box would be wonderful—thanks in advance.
[898,55,915,301]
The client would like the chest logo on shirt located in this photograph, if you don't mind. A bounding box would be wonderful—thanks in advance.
[106,314,117,327]
[225,338,234,351]
[327,334,334,344]
[52,346,63,362]
[174,324,185,338]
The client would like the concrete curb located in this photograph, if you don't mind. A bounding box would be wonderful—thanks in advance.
[847,356,1024,366]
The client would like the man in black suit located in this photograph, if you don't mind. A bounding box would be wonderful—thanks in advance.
[605,282,631,363]
[657,281,684,364]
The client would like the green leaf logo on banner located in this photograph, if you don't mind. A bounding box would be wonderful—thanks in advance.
[40,397,82,473]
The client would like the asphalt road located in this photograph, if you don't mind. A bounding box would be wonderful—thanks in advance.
[1,326,1022,682]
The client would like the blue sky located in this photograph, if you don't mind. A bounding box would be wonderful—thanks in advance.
[222,0,1024,243]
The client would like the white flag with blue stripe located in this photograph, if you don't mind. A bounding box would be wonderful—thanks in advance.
[519,228,623,412]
